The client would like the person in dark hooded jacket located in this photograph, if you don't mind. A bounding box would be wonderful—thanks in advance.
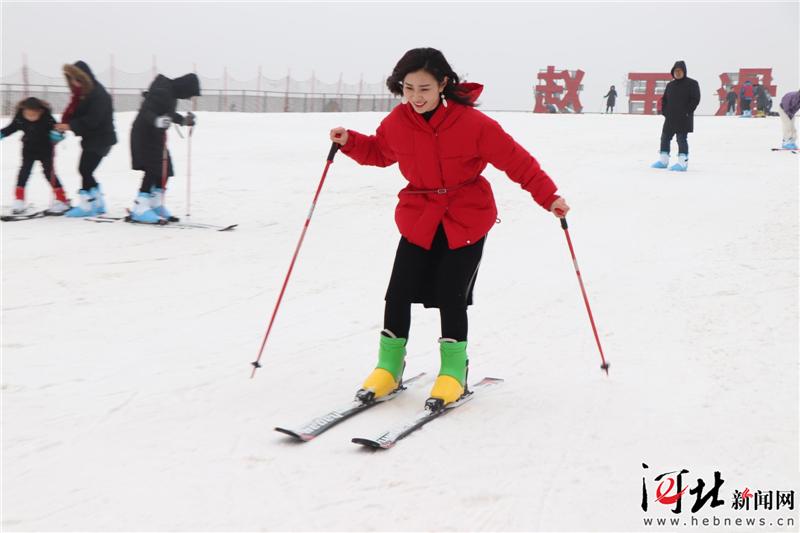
[128,73,200,223]
[754,82,770,117]
[725,88,737,116]
[650,60,700,172]
[55,60,117,217]
[603,85,618,113]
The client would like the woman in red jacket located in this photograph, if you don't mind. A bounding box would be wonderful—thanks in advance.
[330,48,569,409]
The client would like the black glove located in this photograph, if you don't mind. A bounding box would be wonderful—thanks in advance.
[185,111,196,127]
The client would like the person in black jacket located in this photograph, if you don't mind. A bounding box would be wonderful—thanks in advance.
[650,60,700,171]
[1,97,70,214]
[726,88,738,116]
[754,82,770,117]
[55,61,117,217]
[603,85,618,113]
[128,73,200,223]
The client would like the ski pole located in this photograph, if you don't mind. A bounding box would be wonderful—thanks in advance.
[250,141,340,378]
[186,125,193,217]
[558,216,610,375]
[49,144,57,207]
[161,129,168,198]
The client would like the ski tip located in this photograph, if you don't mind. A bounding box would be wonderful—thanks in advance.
[351,437,390,450]
[275,427,315,442]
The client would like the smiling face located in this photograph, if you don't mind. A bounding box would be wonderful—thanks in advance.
[403,70,447,114]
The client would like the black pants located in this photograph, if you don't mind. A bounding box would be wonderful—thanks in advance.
[660,126,689,155]
[384,299,468,342]
[727,101,735,113]
[78,147,110,190]
[384,225,485,342]
[741,98,752,114]
[139,153,174,193]
[18,153,63,189]
[606,104,614,113]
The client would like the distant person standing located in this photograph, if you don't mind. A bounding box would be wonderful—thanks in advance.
[755,82,770,118]
[739,80,755,117]
[55,61,117,217]
[603,85,618,113]
[650,60,700,172]
[725,87,737,116]
[777,89,799,150]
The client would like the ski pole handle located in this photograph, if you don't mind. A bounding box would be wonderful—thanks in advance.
[560,216,568,229]
[327,142,340,162]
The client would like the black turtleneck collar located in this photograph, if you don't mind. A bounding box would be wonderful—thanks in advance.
[421,103,441,122]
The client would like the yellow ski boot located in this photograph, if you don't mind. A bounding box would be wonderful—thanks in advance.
[427,338,468,410]
[356,330,406,402]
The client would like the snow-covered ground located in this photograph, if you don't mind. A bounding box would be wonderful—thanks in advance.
[2,111,798,531]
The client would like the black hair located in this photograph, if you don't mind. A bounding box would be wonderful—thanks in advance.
[386,48,476,107]
[19,97,48,111]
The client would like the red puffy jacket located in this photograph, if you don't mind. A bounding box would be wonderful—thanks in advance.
[341,83,560,250]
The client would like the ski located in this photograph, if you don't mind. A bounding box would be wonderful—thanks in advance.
[274,372,426,442]
[1,209,66,222]
[85,215,238,231]
[352,376,504,450]
[167,220,238,231]
[1,210,46,222]
[771,148,798,154]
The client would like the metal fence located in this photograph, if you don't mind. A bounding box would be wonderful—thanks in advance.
[1,84,401,115]
[1,65,401,115]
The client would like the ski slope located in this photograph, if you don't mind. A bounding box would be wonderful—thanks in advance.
[2,111,798,531]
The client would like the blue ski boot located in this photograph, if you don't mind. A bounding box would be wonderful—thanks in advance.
[89,185,106,215]
[782,140,798,150]
[150,187,176,221]
[65,189,97,217]
[129,192,163,224]
[650,151,669,169]
[669,153,688,172]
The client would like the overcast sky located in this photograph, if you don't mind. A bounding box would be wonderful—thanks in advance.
[2,1,798,113]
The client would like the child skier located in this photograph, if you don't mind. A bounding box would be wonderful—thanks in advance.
[0,97,70,214]
[603,85,618,113]
[777,89,800,150]
[55,61,117,217]
[650,60,700,172]
[129,73,200,223]
[329,47,569,408]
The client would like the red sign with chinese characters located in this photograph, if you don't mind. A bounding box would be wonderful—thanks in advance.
[627,72,672,115]
[715,68,776,116]
[534,66,584,113]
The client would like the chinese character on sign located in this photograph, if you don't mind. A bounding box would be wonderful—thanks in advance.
[627,72,672,115]
[715,68,776,116]
[534,66,584,114]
